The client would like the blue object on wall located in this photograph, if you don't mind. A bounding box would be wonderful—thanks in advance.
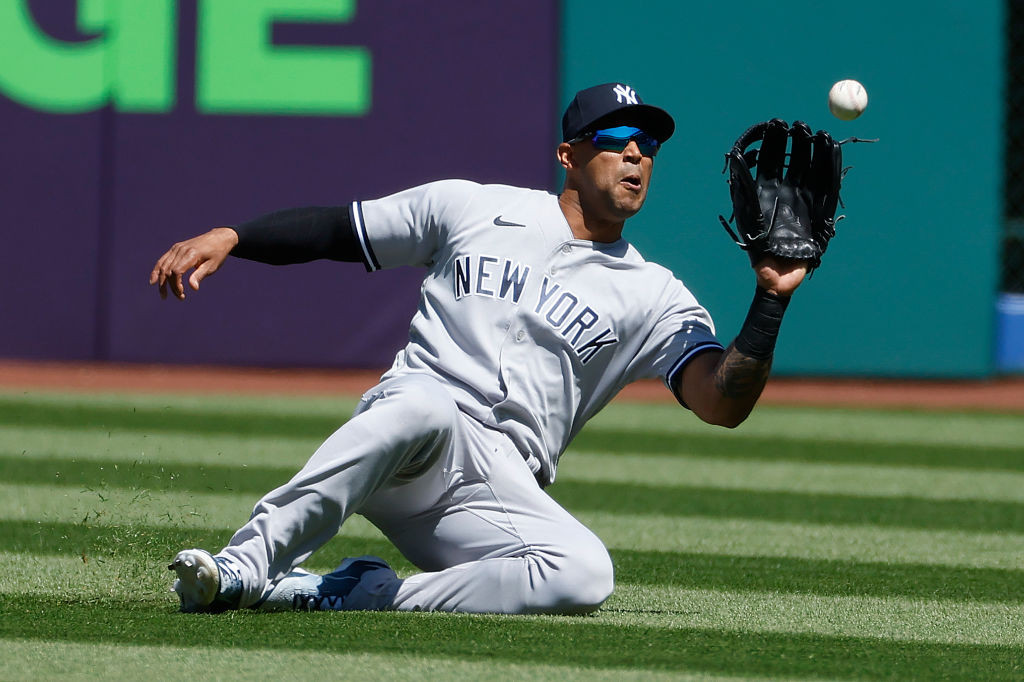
[996,293,1024,371]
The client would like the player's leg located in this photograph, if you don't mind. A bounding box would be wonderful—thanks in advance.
[170,374,459,611]
[358,417,615,614]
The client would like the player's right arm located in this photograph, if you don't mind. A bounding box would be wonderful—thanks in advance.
[150,180,475,300]
[149,205,365,300]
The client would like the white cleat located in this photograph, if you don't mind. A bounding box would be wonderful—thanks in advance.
[169,548,240,613]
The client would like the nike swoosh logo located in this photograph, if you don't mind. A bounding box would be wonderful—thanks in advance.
[493,216,526,228]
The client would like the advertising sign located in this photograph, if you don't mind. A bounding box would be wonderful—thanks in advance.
[0,0,558,367]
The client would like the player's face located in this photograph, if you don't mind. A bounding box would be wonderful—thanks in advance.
[567,137,655,222]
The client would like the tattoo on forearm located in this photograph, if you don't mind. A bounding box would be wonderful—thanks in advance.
[714,343,772,399]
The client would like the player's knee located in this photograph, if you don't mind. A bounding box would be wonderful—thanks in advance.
[567,543,615,613]
[535,539,614,615]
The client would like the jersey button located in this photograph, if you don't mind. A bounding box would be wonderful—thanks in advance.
[516,330,526,341]
[561,244,572,254]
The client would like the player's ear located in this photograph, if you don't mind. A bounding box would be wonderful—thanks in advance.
[556,142,575,170]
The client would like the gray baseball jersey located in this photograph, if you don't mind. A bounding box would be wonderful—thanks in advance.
[352,180,722,484]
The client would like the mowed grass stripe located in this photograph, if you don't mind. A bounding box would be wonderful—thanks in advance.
[11,449,1024,503]
[1,598,1021,680]
[12,419,1024,471]
[611,549,1024,603]
[0,484,388,542]
[5,396,1024,471]
[4,520,1022,604]
[9,391,1023,450]
[0,390,361,418]
[6,455,1024,532]
[579,512,1024,569]
[5,553,1023,648]
[0,426,318,468]
[0,397,344,440]
[588,402,1024,449]
[0,455,288,495]
[605,585,1024,647]
[0,640,694,682]
[568,430,1024,471]
[5,483,1024,568]
[558,452,1024,501]
[0,520,406,575]
[553,481,1024,532]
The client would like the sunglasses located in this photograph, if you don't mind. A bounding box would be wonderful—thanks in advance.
[574,126,661,157]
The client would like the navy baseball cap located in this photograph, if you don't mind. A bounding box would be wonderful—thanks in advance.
[561,83,675,143]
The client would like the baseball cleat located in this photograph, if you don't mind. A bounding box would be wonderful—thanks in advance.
[257,555,398,612]
[168,548,243,613]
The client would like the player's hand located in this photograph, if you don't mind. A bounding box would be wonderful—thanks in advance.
[754,255,807,298]
[149,227,239,300]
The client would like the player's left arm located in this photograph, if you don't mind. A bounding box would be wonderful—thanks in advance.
[674,256,806,427]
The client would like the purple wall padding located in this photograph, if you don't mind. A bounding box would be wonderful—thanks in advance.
[0,102,105,360]
[2,0,559,368]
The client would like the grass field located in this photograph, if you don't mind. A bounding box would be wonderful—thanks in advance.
[1,389,1022,680]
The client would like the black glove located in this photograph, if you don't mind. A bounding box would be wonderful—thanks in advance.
[719,119,850,271]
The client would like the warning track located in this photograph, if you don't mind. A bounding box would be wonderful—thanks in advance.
[0,360,1021,413]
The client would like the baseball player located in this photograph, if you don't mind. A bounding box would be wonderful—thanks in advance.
[150,83,821,615]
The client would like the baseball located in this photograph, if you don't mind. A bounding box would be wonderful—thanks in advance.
[828,79,868,121]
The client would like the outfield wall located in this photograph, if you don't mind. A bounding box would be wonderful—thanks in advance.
[0,0,559,368]
[562,0,1004,378]
[0,0,1006,377]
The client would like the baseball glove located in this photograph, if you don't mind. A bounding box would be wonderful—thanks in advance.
[719,118,857,270]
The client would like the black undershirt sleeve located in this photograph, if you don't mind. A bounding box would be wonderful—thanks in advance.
[229,206,364,265]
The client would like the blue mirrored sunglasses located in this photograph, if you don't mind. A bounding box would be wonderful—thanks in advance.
[576,125,660,157]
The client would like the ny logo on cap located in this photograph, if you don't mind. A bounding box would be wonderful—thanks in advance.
[613,84,638,105]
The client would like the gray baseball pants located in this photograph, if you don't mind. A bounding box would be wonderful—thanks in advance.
[217,373,614,614]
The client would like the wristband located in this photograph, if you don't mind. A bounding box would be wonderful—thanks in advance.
[733,287,790,360]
